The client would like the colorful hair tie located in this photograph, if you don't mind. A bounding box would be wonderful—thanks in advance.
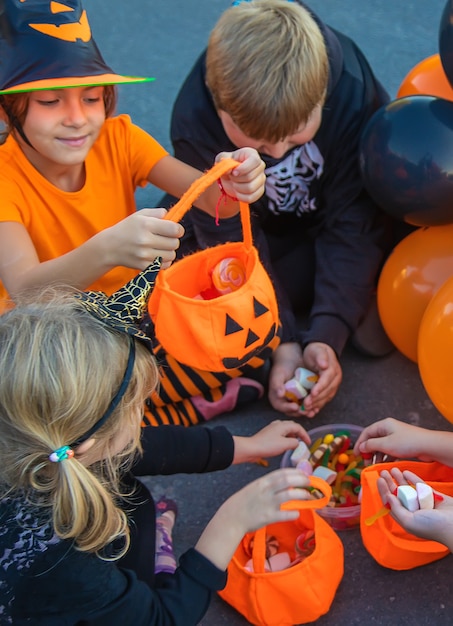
[49,445,74,463]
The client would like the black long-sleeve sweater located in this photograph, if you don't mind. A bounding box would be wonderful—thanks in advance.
[167,2,390,356]
[0,425,234,625]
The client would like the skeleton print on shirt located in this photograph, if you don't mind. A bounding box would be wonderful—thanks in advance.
[265,142,324,216]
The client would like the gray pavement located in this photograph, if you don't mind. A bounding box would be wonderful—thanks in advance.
[90,1,452,623]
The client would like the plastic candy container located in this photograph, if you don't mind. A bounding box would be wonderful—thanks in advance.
[281,424,365,531]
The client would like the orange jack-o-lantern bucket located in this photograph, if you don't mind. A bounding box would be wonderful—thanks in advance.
[360,460,453,570]
[148,159,281,372]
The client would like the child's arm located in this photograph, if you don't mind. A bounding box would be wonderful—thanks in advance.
[353,417,453,467]
[194,467,311,571]
[147,148,266,219]
[0,210,183,297]
[378,468,453,552]
[232,419,310,464]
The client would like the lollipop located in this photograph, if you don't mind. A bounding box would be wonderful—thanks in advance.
[211,257,246,295]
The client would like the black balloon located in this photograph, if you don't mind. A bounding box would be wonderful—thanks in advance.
[359,95,453,226]
[439,0,453,88]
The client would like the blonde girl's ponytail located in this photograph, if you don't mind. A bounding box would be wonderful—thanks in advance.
[0,289,158,557]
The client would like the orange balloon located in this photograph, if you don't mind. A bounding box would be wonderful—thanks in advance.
[377,225,453,362]
[418,275,453,423]
[397,54,453,101]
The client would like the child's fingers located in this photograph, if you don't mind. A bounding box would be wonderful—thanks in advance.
[268,467,311,492]
[377,474,395,500]
[389,467,408,485]
[401,470,424,485]
[272,420,310,444]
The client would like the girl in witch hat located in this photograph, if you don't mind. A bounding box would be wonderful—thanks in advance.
[0,263,311,624]
[0,0,270,427]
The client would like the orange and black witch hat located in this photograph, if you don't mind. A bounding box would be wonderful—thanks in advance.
[0,0,153,94]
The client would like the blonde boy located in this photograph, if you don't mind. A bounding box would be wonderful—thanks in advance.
[166,0,394,418]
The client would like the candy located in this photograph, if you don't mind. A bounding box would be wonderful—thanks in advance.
[397,485,419,512]
[284,367,318,403]
[294,367,319,390]
[284,378,308,403]
[312,465,337,485]
[290,441,311,466]
[337,452,349,465]
[310,442,330,468]
[245,533,279,559]
[416,482,434,510]
[296,460,313,475]
[244,552,291,573]
[307,429,365,508]
[295,530,316,556]
[211,257,246,295]
[367,482,438,526]
[310,437,323,454]
[397,483,436,512]
[361,451,373,466]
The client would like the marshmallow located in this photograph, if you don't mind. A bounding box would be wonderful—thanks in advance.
[284,378,308,402]
[312,465,338,485]
[290,441,311,466]
[397,485,419,512]
[416,482,434,510]
[244,552,291,573]
[296,460,313,475]
[294,367,319,390]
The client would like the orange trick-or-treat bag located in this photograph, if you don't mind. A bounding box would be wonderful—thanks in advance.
[148,159,281,372]
[218,476,344,626]
[360,460,453,570]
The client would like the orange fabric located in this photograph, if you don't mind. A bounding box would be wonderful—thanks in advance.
[360,460,453,570]
[148,159,281,372]
[218,476,344,626]
[0,114,168,301]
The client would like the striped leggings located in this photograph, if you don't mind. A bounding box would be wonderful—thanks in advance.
[142,333,280,427]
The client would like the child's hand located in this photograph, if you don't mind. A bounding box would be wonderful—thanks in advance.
[232,419,311,464]
[195,468,312,570]
[353,417,434,462]
[102,208,184,270]
[268,342,305,417]
[229,468,313,532]
[268,342,341,418]
[377,468,453,551]
[216,147,266,204]
[299,342,342,417]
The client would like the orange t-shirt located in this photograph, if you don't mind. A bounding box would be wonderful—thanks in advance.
[0,114,168,301]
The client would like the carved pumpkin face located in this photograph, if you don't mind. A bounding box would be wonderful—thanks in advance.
[148,244,282,372]
[222,296,280,369]
[147,159,281,373]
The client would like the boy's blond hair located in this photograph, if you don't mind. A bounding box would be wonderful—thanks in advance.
[0,287,158,558]
[206,0,328,143]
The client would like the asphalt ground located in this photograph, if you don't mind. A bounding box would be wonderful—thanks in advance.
[90,1,452,624]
